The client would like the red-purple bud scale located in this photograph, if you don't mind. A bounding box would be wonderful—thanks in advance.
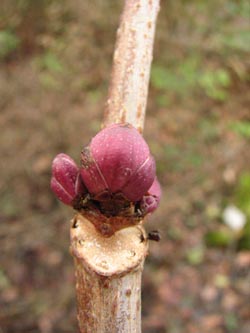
[51,153,86,205]
[80,123,156,202]
[140,177,161,214]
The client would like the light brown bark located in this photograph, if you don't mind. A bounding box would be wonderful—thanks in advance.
[103,0,160,133]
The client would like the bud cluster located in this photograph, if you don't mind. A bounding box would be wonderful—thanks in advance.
[51,123,161,219]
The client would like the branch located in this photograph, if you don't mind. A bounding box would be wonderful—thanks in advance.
[70,1,160,332]
[103,0,160,132]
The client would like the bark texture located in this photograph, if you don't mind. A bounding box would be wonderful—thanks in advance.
[71,215,148,333]
[103,0,160,132]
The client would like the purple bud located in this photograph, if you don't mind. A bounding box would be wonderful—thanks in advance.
[140,177,161,214]
[80,123,156,202]
[51,153,85,205]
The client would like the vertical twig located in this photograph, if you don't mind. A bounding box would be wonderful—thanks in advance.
[104,0,160,132]
[71,1,160,332]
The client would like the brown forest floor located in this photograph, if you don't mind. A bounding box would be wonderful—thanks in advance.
[0,1,250,332]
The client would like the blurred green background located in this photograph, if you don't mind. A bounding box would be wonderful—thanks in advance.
[0,0,249,332]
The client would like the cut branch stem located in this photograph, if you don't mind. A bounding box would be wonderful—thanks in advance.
[71,215,148,333]
[71,1,160,332]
